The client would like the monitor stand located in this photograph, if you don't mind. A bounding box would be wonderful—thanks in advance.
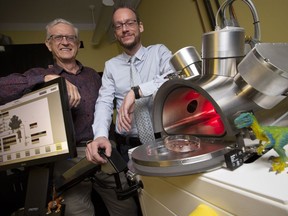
[24,166,50,215]
[13,165,64,216]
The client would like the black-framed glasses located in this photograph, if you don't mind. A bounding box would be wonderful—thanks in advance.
[48,35,78,43]
[113,20,137,31]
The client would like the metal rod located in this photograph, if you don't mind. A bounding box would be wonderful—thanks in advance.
[203,0,216,30]
[194,0,207,32]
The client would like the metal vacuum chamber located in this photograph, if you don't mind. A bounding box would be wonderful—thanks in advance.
[130,0,288,176]
[130,75,252,176]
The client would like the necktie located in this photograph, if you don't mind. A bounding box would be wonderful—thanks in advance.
[130,56,156,145]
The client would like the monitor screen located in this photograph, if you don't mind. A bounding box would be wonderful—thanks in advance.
[0,77,76,171]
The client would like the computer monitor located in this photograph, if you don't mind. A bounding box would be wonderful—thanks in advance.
[0,77,76,215]
[0,77,76,171]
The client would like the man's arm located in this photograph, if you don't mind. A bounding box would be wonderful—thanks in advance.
[138,44,173,97]
[0,68,81,107]
[91,66,115,139]
[118,44,173,131]
[87,64,116,164]
[0,68,46,105]
[44,74,81,108]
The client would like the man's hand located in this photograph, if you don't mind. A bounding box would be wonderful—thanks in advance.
[117,90,135,132]
[86,137,112,164]
[44,74,81,108]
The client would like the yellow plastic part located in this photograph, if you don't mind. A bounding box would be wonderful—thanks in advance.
[188,204,218,216]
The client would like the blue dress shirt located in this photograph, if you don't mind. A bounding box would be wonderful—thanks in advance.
[92,44,173,138]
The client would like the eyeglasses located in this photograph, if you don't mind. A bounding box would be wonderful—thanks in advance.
[113,20,137,31]
[48,35,78,43]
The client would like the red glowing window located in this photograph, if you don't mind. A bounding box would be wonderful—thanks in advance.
[163,88,225,136]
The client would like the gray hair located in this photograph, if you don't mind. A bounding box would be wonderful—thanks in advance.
[45,18,79,39]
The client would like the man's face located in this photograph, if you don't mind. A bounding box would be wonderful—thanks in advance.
[113,8,143,50]
[45,23,79,62]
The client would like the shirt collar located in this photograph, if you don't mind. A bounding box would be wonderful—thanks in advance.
[53,60,83,74]
[123,45,147,63]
